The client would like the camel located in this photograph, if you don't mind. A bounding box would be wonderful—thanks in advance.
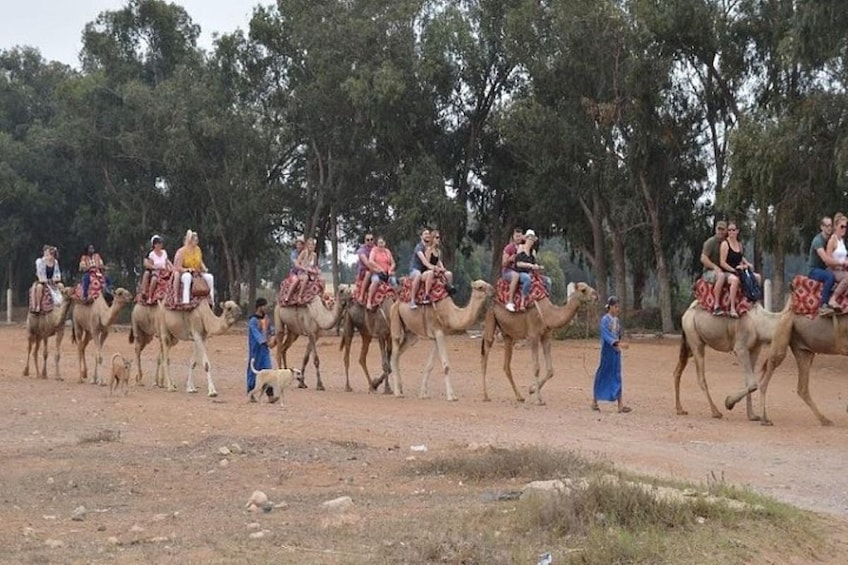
[71,288,134,385]
[672,300,783,421]
[726,303,846,426]
[480,282,598,404]
[389,280,494,401]
[24,287,75,380]
[274,288,350,391]
[157,300,240,396]
[128,302,165,387]
[339,297,395,393]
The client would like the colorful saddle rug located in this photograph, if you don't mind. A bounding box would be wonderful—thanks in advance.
[397,275,449,305]
[161,275,208,311]
[352,277,397,309]
[277,274,326,307]
[790,274,848,317]
[693,278,753,316]
[495,273,549,312]
[28,282,57,314]
[71,270,106,303]
[135,269,173,305]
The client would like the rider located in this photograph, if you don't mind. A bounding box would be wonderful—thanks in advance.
[173,229,214,305]
[141,235,172,300]
[34,245,64,312]
[79,244,110,301]
[502,227,524,312]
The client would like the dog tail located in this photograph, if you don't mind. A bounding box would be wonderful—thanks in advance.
[111,352,121,364]
[250,357,257,375]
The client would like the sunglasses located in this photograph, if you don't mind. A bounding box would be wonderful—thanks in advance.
[840,225,848,230]
[727,227,738,232]
[365,238,373,242]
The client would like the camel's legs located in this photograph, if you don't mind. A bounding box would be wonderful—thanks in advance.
[389,332,417,398]
[185,337,199,393]
[792,348,830,426]
[308,335,324,391]
[24,334,37,378]
[739,343,761,421]
[196,334,217,397]
[672,337,690,415]
[527,338,544,405]
[53,329,64,381]
[340,317,356,391]
[480,309,496,402]
[692,342,722,419]
[357,334,373,392]
[377,335,393,394]
[76,329,91,384]
[92,330,109,386]
[419,344,437,399]
[433,334,456,402]
[160,337,178,392]
[500,336,524,402]
[534,335,555,395]
[39,337,49,378]
[134,333,149,385]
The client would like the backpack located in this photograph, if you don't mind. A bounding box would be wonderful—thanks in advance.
[737,267,762,302]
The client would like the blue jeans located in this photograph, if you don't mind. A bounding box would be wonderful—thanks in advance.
[521,273,551,296]
[809,268,835,306]
[371,273,398,287]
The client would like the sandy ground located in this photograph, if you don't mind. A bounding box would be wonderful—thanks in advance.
[2,318,848,561]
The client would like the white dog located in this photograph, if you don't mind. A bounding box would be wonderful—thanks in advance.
[248,358,301,406]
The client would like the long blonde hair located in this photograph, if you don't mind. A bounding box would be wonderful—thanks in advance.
[183,229,197,246]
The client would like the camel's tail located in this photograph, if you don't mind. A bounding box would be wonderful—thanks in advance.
[766,308,793,373]
[128,327,135,344]
[71,323,78,345]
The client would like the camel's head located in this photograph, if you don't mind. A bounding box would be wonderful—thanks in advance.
[571,282,599,306]
[470,280,495,297]
[219,300,242,324]
[60,286,75,299]
[113,288,134,304]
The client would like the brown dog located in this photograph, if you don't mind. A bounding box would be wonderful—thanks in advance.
[110,353,133,396]
[248,358,301,406]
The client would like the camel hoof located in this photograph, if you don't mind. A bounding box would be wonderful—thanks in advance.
[447,396,458,402]
[821,419,834,427]
[535,399,546,406]
[419,394,430,400]
[297,379,307,389]
[187,389,198,394]
[208,391,218,398]
[724,397,735,410]
[711,412,723,419]
[516,396,525,403]
[747,415,761,422]
[760,419,774,427]
[482,396,491,402]
[393,392,405,398]
[676,409,688,416]
[344,385,353,393]
[383,386,393,395]
[316,384,325,391]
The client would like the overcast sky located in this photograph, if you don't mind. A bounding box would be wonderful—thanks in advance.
[0,0,266,67]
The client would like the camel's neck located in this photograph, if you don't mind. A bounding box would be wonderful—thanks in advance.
[308,298,343,330]
[537,296,582,329]
[438,290,488,331]
[49,299,73,329]
[206,308,237,335]
[102,298,127,326]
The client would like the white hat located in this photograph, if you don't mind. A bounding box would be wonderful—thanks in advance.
[296,235,305,243]
[523,229,537,239]
[150,234,163,246]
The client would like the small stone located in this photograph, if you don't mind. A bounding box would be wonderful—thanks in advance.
[45,539,64,548]
[218,446,231,456]
[246,490,268,509]
[46,477,54,484]
[97,525,106,532]
[410,444,428,452]
[322,496,354,512]
[23,527,36,537]
[71,505,87,521]
[219,459,229,468]
[107,536,120,545]
[130,524,144,533]
[230,443,242,454]
[696,516,707,524]
[247,522,261,530]
[249,531,265,539]
[149,536,169,543]
[43,515,57,521]
[273,502,288,510]
[152,513,168,522]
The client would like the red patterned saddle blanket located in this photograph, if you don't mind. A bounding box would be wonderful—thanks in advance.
[277,274,326,307]
[693,278,753,316]
[352,276,396,308]
[161,274,207,311]
[397,275,449,304]
[495,273,549,312]
[71,270,105,303]
[790,274,848,317]
[28,282,57,314]
[135,269,173,305]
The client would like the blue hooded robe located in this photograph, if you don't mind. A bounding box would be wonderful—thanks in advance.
[593,312,622,402]
[246,313,273,394]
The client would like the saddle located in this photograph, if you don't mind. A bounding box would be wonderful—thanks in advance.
[790,274,848,318]
[28,282,56,314]
[495,272,549,312]
[352,277,396,309]
[693,278,753,316]
[72,270,106,304]
[397,275,449,305]
[135,270,173,305]
[277,274,326,307]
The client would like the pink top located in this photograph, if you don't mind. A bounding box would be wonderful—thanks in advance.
[370,247,394,273]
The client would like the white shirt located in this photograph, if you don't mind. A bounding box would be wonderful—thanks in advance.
[148,249,169,269]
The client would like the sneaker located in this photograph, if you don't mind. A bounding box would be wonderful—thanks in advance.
[505,302,516,313]
[818,305,835,317]
[408,300,417,310]
[712,307,725,316]
[420,295,431,305]
[729,310,739,319]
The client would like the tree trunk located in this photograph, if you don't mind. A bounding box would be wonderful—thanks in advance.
[632,267,646,310]
[639,173,673,332]
[246,258,256,309]
[580,193,607,302]
[610,222,627,314]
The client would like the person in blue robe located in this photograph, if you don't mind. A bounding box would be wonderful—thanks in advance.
[246,297,277,401]
[592,296,631,413]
